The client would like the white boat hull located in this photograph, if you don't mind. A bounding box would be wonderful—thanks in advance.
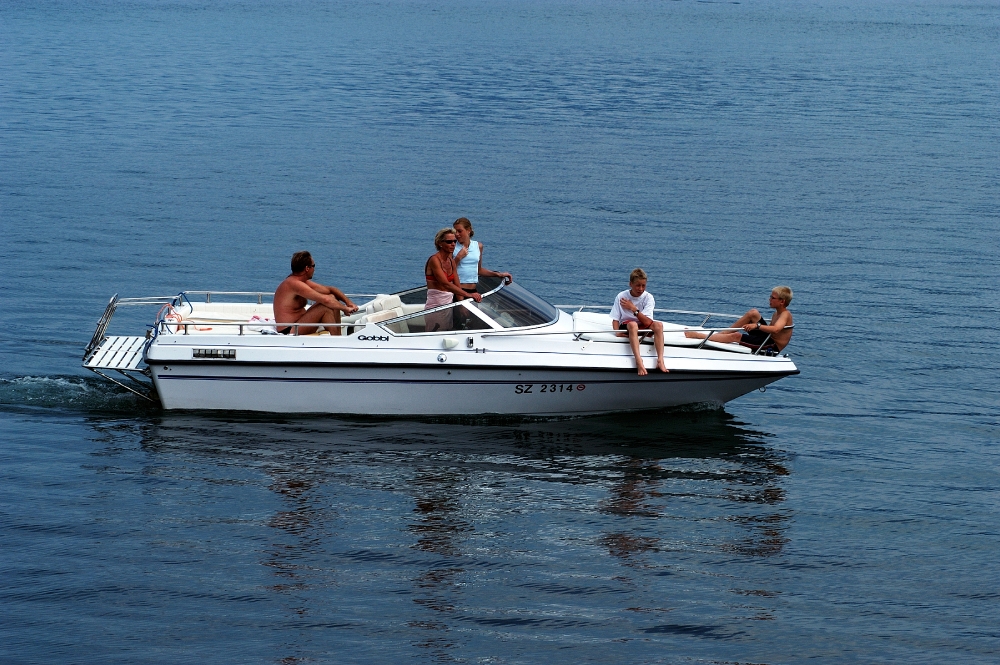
[150,363,792,415]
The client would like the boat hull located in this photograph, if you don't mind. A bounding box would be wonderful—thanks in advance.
[150,363,795,415]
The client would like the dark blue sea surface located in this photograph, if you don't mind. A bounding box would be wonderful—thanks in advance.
[2,0,998,662]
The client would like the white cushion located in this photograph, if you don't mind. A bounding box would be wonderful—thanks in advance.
[366,294,392,313]
[572,311,750,353]
[366,307,403,324]
[573,311,612,331]
[183,303,275,321]
[380,295,403,311]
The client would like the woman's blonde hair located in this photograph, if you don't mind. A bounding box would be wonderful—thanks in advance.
[434,227,457,250]
[772,285,793,305]
[453,217,474,238]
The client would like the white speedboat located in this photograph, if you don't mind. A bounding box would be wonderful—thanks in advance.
[83,277,798,415]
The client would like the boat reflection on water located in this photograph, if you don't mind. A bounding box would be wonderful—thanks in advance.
[101,410,791,658]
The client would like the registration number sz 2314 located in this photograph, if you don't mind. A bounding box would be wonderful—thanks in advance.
[514,384,585,394]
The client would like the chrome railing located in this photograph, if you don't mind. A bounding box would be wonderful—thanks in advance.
[554,304,743,329]
[157,320,358,335]
[175,290,380,304]
[154,281,510,335]
[85,290,386,357]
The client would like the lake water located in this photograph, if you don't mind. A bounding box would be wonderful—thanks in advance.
[2,0,998,662]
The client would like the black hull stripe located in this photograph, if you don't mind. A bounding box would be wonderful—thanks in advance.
[152,362,796,377]
[151,359,795,373]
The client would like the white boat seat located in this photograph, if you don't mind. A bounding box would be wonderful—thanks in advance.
[355,307,409,333]
[363,294,390,314]
[571,311,751,354]
[338,296,407,325]
[363,294,404,314]
[352,307,408,333]
[363,307,404,324]
[377,295,403,312]
[180,303,275,322]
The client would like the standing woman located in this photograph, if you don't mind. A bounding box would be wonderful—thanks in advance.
[453,217,513,296]
[425,228,482,332]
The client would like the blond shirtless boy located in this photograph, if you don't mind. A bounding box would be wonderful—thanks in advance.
[684,286,793,353]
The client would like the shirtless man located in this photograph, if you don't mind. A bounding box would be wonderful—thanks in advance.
[684,286,794,353]
[273,251,358,335]
[611,268,669,376]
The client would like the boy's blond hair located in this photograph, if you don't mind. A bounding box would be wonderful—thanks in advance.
[772,286,793,305]
[630,268,647,283]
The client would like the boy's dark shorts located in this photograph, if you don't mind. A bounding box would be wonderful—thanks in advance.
[740,329,780,355]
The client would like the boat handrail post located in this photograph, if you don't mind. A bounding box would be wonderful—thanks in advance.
[83,293,120,362]
[751,325,792,356]
[752,335,771,355]
[206,293,211,303]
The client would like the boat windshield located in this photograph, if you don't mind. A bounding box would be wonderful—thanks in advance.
[468,279,559,328]
[379,278,558,334]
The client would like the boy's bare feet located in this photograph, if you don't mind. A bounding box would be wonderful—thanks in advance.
[637,363,648,376]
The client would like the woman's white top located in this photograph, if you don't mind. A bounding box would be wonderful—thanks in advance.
[454,240,482,284]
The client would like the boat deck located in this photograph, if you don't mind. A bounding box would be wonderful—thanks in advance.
[84,336,147,371]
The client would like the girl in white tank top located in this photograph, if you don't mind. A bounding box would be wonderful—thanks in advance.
[452,217,513,293]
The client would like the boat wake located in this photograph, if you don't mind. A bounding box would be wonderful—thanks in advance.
[0,374,155,414]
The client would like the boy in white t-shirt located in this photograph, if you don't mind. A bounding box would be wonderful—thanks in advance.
[611,268,668,376]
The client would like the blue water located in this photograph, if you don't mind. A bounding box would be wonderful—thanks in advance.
[2,0,998,662]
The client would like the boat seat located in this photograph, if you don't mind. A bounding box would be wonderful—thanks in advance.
[181,303,275,320]
[363,294,404,314]
[350,307,408,334]
[571,311,752,354]
[170,303,277,332]
[361,307,404,324]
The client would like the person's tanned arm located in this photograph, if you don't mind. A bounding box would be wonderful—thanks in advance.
[306,280,357,312]
[291,280,357,313]
[476,245,513,283]
[745,309,791,334]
